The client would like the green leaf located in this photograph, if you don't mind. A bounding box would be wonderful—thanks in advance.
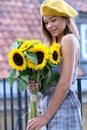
[18,75,29,84]
[11,40,22,49]
[18,68,32,76]
[24,51,38,65]
[7,69,16,86]
[31,70,40,82]
[42,64,52,85]
[42,72,60,91]
[50,72,60,84]
[47,60,58,67]
[17,74,29,92]
[18,79,28,93]
[47,66,52,82]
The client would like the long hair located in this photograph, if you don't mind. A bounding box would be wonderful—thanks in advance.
[41,17,80,45]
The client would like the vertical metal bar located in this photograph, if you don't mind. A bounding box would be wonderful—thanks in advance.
[3,79,7,130]
[25,90,28,127]
[10,86,14,130]
[77,78,82,116]
[17,89,23,130]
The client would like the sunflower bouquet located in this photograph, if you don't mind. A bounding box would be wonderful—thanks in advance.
[8,38,61,121]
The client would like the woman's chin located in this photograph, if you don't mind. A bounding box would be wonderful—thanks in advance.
[51,33,58,37]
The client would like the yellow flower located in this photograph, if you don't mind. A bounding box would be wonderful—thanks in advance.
[49,43,61,65]
[19,40,41,51]
[27,43,49,70]
[8,48,27,71]
[29,40,41,44]
[19,40,33,51]
[17,38,24,43]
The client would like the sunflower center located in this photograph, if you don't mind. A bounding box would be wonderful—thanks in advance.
[36,51,44,64]
[13,53,23,66]
[53,51,58,61]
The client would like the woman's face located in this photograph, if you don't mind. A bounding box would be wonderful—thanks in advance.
[43,16,67,38]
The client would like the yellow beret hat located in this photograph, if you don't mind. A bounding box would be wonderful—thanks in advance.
[40,0,78,17]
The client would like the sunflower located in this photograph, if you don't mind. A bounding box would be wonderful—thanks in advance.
[27,43,49,70]
[29,40,41,44]
[17,38,24,43]
[8,48,27,71]
[19,40,33,51]
[19,40,41,51]
[49,43,61,65]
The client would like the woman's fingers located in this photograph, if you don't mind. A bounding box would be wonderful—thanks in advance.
[27,115,47,130]
[28,80,39,92]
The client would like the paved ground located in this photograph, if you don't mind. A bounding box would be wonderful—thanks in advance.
[0,96,87,130]
[83,103,87,130]
[82,92,87,130]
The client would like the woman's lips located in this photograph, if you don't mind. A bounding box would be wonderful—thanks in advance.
[50,29,57,34]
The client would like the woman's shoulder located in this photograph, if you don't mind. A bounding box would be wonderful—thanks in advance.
[61,34,79,47]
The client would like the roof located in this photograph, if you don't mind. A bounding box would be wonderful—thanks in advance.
[0,0,85,79]
[65,0,87,12]
[0,0,42,79]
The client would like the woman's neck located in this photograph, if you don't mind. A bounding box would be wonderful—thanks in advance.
[53,33,64,43]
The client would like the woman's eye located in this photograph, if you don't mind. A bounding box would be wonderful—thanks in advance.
[44,19,56,25]
[51,19,56,22]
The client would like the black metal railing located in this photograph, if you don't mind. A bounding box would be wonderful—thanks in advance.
[77,76,87,116]
[0,76,87,130]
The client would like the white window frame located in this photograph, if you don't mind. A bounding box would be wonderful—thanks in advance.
[80,24,87,60]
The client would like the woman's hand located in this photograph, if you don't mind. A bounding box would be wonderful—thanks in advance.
[27,115,48,130]
[28,80,38,92]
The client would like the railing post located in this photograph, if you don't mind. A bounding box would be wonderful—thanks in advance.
[25,90,28,127]
[77,78,82,116]
[17,89,23,130]
[10,86,14,130]
[3,79,7,130]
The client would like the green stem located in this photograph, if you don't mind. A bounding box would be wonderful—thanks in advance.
[28,88,38,119]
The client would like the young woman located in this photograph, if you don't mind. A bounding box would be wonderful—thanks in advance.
[27,0,82,130]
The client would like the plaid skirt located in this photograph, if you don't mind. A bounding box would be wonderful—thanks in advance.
[40,87,83,130]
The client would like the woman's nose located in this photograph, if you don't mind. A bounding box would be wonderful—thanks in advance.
[47,22,52,28]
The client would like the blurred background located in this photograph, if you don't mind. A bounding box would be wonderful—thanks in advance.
[0,0,87,130]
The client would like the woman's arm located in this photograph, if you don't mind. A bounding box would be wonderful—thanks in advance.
[27,34,79,130]
[44,34,78,122]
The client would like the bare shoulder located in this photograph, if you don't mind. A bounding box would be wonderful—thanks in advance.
[61,34,80,58]
[61,34,79,47]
